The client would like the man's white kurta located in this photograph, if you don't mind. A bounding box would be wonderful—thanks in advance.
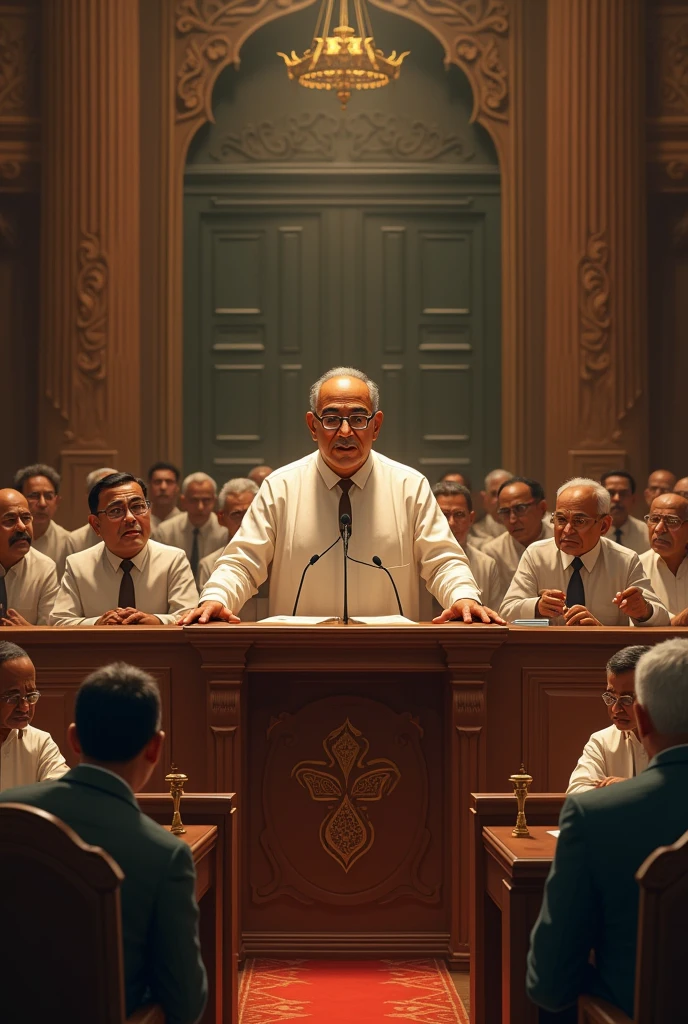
[200,450,480,619]
[566,724,648,794]
[0,725,69,791]
[639,549,688,618]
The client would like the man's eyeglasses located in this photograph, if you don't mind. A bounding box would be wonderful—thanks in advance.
[96,500,151,521]
[1,513,33,529]
[551,512,604,530]
[644,513,688,530]
[496,501,539,521]
[314,413,375,431]
[0,690,41,706]
[601,692,634,707]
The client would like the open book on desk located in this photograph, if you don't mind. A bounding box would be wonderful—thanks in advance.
[258,615,417,625]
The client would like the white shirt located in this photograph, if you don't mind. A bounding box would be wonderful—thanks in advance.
[469,514,505,549]
[50,539,199,625]
[610,514,650,555]
[69,521,100,553]
[150,505,182,531]
[197,545,267,621]
[639,549,688,618]
[500,536,670,625]
[567,724,648,794]
[201,450,480,619]
[32,520,75,578]
[0,725,69,791]
[465,543,501,610]
[0,547,59,625]
[153,511,228,570]
[483,522,554,607]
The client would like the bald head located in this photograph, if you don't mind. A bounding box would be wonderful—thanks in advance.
[675,477,688,499]
[248,465,273,487]
[647,492,688,569]
[0,489,33,570]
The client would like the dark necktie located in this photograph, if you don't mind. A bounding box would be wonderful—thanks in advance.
[0,573,7,618]
[566,556,585,608]
[614,527,623,545]
[338,479,353,536]
[190,527,200,577]
[118,559,136,608]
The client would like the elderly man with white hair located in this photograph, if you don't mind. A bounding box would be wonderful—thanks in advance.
[469,468,514,548]
[197,478,259,588]
[527,638,688,1018]
[153,471,228,581]
[501,477,669,625]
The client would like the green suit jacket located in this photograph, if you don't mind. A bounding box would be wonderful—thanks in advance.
[0,763,207,1024]
[526,744,688,1017]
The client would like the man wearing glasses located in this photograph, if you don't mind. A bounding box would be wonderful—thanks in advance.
[181,367,504,624]
[482,476,552,605]
[639,492,688,627]
[500,477,669,625]
[0,640,68,790]
[0,489,59,626]
[567,645,650,793]
[50,472,199,626]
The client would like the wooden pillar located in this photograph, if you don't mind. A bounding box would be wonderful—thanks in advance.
[545,0,648,498]
[39,0,141,527]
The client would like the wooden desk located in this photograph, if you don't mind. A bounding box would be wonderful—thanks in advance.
[474,822,557,1024]
[12,623,681,962]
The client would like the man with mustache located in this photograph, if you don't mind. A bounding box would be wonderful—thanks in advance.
[600,470,649,554]
[180,367,504,624]
[639,491,688,626]
[50,472,199,626]
[567,645,650,793]
[0,489,59,626]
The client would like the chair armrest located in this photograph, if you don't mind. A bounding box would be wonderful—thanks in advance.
[126,1004,165,1024]
[578,995,632,1024]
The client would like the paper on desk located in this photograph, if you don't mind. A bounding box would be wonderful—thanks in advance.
[258,615,416,625]
[258,616,339,624]
[349,615,416,625]
[547,830,560,838]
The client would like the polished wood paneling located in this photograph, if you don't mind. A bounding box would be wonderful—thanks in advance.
[7,624,683,965]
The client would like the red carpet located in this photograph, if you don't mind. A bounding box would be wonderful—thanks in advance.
[239,959,470,1024]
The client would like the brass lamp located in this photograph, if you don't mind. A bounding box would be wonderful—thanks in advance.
[278,0,409,110]
[509,763,533,838]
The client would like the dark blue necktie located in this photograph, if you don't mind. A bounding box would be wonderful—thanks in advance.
[566,556,585,607]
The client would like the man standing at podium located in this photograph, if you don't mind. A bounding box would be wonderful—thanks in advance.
[180,368,504,624]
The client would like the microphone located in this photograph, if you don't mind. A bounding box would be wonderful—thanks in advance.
[340,513,351,623]
[292,535,341,616]
[345,552,405,617]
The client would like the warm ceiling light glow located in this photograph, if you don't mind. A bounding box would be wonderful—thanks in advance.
[278,0,409,111]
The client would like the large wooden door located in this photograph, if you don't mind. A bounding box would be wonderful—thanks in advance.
[184,173,500,480]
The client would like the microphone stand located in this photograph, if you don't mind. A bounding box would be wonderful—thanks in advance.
[340,513,351,623]
[292,535,341,616]
[346,553,405,617]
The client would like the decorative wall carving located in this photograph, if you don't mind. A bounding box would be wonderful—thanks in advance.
[649,14,688,119]
[0,12,38,118]
[578,232,613,442]
[75,232,109,385]
[211,111,473,163]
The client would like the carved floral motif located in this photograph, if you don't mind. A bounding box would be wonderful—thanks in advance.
[292,718,401,872]
[211,110,473,163]
[76,232,109,383]
[578,232,614,442]
[650,16,688,118]
[0,14,37,118]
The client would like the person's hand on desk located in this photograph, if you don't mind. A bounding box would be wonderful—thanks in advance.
[671,608,688,627]
[178,601,241,625]
[563,604,602,626]
[536,589,566,620]
[0,608,31,626]
[95,608,163,625]
[433,599,506,625]
[613,587,652,622]
[594,776,626,787]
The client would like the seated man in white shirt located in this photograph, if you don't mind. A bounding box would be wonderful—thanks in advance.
[639,492,688,627]
[70,466,118,553]
[469,468,513,549]
[197,477,257,586]
[432,481,501,609]
[13,463,74,578]
[600,469,649,554]
[567,645,650,793]
[482,476,552,604]
[180,367,504,625]
[0,489,59,626]
[51,472,198,626]
[153,471,228,583]
[0,641,68,790]
[501,477,669,626]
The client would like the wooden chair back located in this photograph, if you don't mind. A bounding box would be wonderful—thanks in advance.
[578,827,688,1024]
[0,802,163,1024]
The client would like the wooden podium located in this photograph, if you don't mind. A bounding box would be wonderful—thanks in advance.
[15,621,683,964]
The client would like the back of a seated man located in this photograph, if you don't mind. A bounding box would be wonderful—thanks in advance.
[0,662,207,1024]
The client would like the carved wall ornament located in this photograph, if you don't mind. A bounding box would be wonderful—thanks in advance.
[650,16,688,119]
[577,231,616,442]
[76,232,109,383]
[292,718,401,872]
[0,13,38,118]
[453,689,483,715]
[211,110,474,163]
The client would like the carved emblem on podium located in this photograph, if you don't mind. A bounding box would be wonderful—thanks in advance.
[292,718,401,872]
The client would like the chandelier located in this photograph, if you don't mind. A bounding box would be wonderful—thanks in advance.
[278,0,409,111]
